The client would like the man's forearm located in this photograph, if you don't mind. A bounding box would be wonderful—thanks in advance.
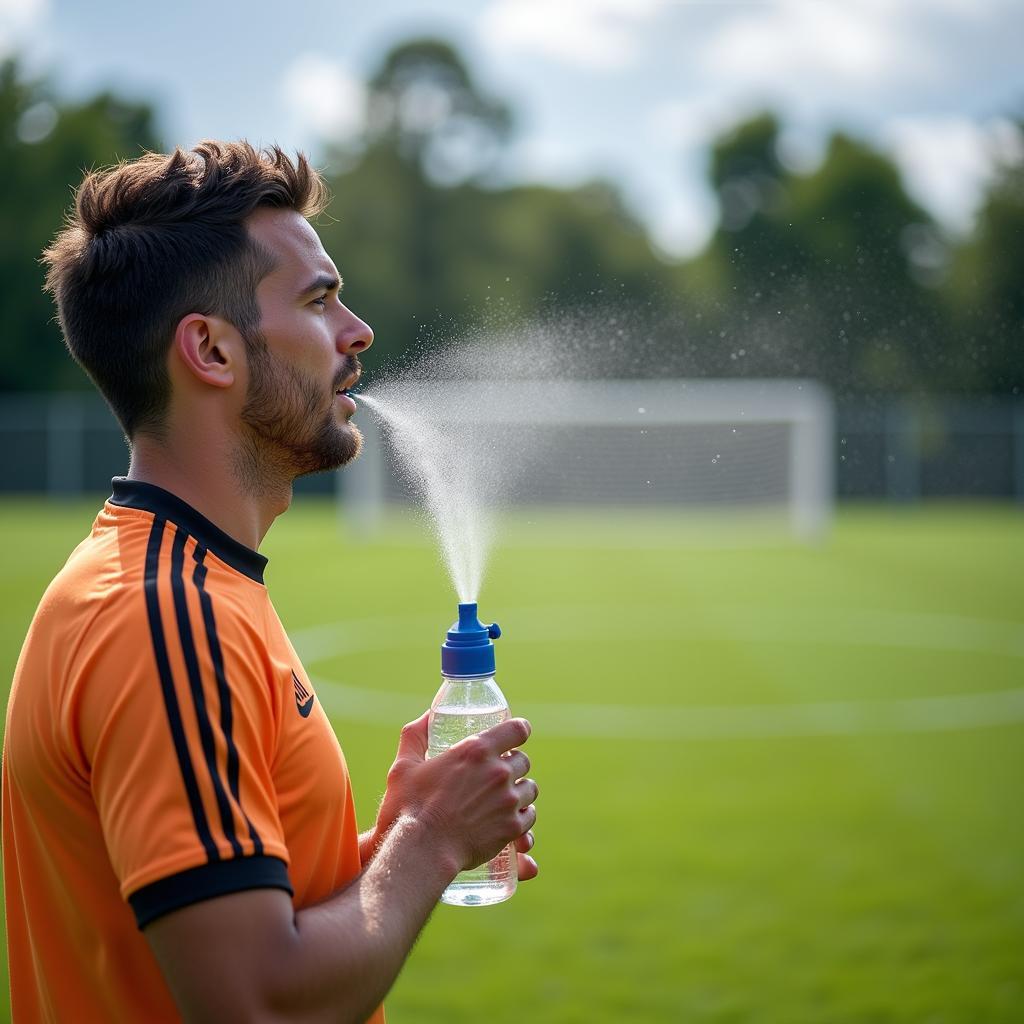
[277,815,459,1022]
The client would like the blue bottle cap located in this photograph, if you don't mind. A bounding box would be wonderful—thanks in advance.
[441,602,501,678]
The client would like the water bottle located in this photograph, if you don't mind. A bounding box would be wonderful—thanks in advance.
[427,602,517,907]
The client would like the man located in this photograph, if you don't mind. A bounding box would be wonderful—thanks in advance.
[3,140,538,1023]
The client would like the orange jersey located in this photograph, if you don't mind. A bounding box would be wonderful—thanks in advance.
[3,478,384,1022]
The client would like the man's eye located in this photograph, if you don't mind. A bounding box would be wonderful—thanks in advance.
[312,295,327,308]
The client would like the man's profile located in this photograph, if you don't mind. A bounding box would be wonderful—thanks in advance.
[2,140,537,1023]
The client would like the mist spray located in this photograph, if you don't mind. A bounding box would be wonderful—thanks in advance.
[358,390,518,905]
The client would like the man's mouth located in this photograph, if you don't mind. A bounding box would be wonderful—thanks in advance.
[335,369,361,396]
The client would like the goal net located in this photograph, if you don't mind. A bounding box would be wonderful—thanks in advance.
[341,379,834,541]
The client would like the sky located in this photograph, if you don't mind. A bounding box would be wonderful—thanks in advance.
[3,0,1023,258]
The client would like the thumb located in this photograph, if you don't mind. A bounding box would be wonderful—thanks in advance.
[395,710,431,762]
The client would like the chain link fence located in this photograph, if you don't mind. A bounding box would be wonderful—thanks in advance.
[0,391,1021,502]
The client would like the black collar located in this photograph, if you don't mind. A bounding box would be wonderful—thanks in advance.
[109,477,268,584]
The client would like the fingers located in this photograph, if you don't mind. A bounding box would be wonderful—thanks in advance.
[396,710,431,760]
[516,850,539,881]
[501,750,530,781]
[478,717,531,755]
[518,802,538,835]
[514,829,534,855]
[514,778,539,811]
[515,824,538,882]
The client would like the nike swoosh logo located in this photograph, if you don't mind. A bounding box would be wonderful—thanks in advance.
[292,670,315,718]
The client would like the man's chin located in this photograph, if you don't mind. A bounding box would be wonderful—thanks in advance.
[295,422,363,478]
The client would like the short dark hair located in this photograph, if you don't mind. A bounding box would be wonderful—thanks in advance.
[41,140,330,438]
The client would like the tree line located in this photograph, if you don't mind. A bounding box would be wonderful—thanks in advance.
[2,39,1020,401]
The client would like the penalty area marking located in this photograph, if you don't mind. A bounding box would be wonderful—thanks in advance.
[292,607,1024,740]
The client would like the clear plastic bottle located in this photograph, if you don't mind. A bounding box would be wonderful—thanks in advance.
[428,602,517,907]
[428,672,517,906]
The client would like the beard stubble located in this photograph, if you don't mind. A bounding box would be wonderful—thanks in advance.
[235,337,362,495]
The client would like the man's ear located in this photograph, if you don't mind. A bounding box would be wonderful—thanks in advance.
[172,314,239,389]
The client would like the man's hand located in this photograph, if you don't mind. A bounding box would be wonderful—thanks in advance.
[370,711,539,879]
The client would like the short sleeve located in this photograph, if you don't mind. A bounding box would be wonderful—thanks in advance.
[72,538,293,929]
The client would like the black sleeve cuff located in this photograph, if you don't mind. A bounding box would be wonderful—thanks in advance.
[129,855,293,929]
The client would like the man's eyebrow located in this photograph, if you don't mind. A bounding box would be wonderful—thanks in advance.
[296,273,342,299]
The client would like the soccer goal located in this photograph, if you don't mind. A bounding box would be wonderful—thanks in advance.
[340,379,834,541]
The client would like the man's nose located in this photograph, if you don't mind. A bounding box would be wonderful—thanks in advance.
[336,305,373,354]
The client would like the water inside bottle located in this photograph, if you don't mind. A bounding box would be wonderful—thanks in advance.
[428,706,518,906]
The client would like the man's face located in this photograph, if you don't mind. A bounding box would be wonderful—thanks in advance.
[239,208,373,478]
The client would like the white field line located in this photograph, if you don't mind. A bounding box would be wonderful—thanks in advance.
[292,607,1024,740]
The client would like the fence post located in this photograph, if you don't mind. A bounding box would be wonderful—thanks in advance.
[789,383,835,540]
[1013,401,1024,505]
[337,413,385,537]
[884,400,920,502]
[47,393,84,497]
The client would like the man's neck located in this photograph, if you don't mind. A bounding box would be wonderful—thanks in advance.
[127,432,292,552]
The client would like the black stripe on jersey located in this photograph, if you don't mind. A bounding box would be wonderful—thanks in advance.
[143,518,220,863]
[129,855,293,930]
[192,545,265,857]
[169,528,244,859]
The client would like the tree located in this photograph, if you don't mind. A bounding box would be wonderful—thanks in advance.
[362,38,512,187]
[946,139,1024,394]
[688,114,948,398]
[315,39,673,373]
[0,57,162,391]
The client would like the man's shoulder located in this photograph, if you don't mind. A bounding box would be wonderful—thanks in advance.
[31,514,135,626]
[24,504,267,669]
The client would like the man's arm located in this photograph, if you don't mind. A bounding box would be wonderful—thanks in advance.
[145,715,538,1024]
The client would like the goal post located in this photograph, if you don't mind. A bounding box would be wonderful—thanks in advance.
[340,379,835,541]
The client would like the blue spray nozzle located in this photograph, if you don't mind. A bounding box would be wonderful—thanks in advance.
[442,602,501,677]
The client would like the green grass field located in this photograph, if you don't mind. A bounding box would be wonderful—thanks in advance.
[2,498,1023,1022]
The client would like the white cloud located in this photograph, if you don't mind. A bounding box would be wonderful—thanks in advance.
[479,0,665,70]
[698,0,931,99]
[647,94,756,152]
[504,132,594,184]
[884,116,1024,234]
[281,53,367,144]
[635,0,1023,251]
[644,184,718,260]
[0,0,48,59]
